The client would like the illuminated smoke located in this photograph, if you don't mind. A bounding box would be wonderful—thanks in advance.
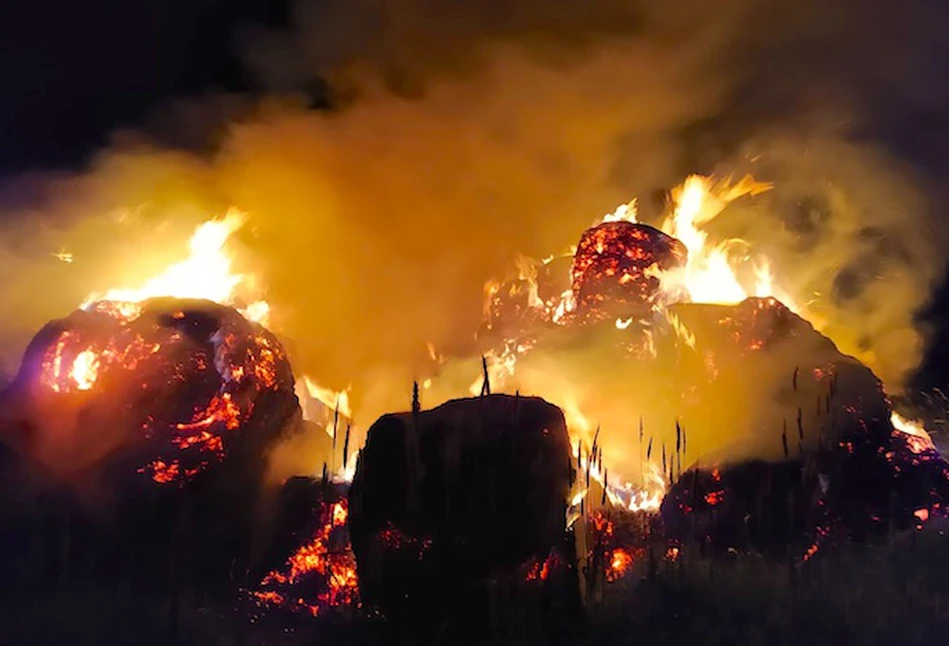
[0,0,943,466]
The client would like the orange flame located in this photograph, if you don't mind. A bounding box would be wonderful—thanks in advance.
[891,412,936,454]
[254,499,359,615]
[80,209,270,325]
[653,175,787,307]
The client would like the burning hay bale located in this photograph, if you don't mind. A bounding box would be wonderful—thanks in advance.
[0,298,302,593]
[444,278,949,559]
[571,221,687,322]
[0,297,299,486]
[662,418,949,558]
[348,394,579,638]
[654,299,949,555]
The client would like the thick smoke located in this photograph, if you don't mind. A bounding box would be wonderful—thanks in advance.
[0,0,946,468]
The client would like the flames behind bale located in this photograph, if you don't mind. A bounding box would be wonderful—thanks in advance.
[348,394,579,638]
[0,297,299,487]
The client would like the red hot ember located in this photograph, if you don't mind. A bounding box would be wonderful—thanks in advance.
[570,221,688,321]
[0,297,298,487]
[253,498,359,616]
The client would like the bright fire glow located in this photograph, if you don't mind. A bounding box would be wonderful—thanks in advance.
[297,375,352,420]
[81,209,270,325]
[655,175,781,306]
[572,441,666,513]
[891,412,936,454]
[69,349,100,390]
[609,548,634,579]
[295,375,359,482]
[253,499,359,616]
[600,200,638,224]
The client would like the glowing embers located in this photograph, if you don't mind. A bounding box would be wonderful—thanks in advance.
[570,221,688,322]
[712,296,798,353]
[253,499,359,616]
[890,412,937,455]
[582,511,645,586]
[40,328,164,394]
[607,548,636,582]
[521,550,562,582]
[21,297,296,484]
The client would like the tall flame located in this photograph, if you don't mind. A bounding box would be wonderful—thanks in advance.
[655,175,783,306]
[80,208,270,326]
[891,412,936,454]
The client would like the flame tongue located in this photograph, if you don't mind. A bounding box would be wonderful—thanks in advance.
[656,175,780,306]
[891,412,936,454]
[80,209,270,326]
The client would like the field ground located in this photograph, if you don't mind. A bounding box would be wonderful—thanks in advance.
[5,520,949,646]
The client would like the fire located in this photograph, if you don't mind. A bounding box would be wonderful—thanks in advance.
[599,200,638,225]
[891,412,936,454]
[523,551,561,582]
[332,501,348,527]
[294,375,359,482]
[175,393,242,433]
[653,175,781,306]
[296,375,352,420]
[80,208,270,326]
[253,499,359,616]
[69,350,100,390]
[608,548,634,580]
[572,441,666,513]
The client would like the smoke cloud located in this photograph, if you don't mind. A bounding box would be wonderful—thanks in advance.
[0,0,947,470]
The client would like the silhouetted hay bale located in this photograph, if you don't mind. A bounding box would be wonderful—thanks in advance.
[662,431,949,557]
[349,394,577,640]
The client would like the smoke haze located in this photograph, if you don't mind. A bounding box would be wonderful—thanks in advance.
[0,0,947,447]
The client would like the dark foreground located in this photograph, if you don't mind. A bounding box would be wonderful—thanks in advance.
[5,521,949,646]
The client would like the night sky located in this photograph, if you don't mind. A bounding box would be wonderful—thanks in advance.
[0,0,286,170]
[2,0,949,394]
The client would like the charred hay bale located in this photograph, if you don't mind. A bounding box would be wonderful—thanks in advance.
[349,394,577,637]
[0,297,298,486]
[661,459,831,557]
[571,221,687,321]
[0,298,301,593]
[661,429,949,557]
[650,298,949,555]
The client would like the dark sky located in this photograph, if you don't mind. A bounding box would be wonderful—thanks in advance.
[0,0,286,171]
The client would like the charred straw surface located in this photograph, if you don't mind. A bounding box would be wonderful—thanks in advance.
[571,221,687,321]
[349,394,580,643]
[0,298,303,597]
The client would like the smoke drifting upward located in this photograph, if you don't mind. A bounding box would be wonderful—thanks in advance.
[0,0,946,437]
